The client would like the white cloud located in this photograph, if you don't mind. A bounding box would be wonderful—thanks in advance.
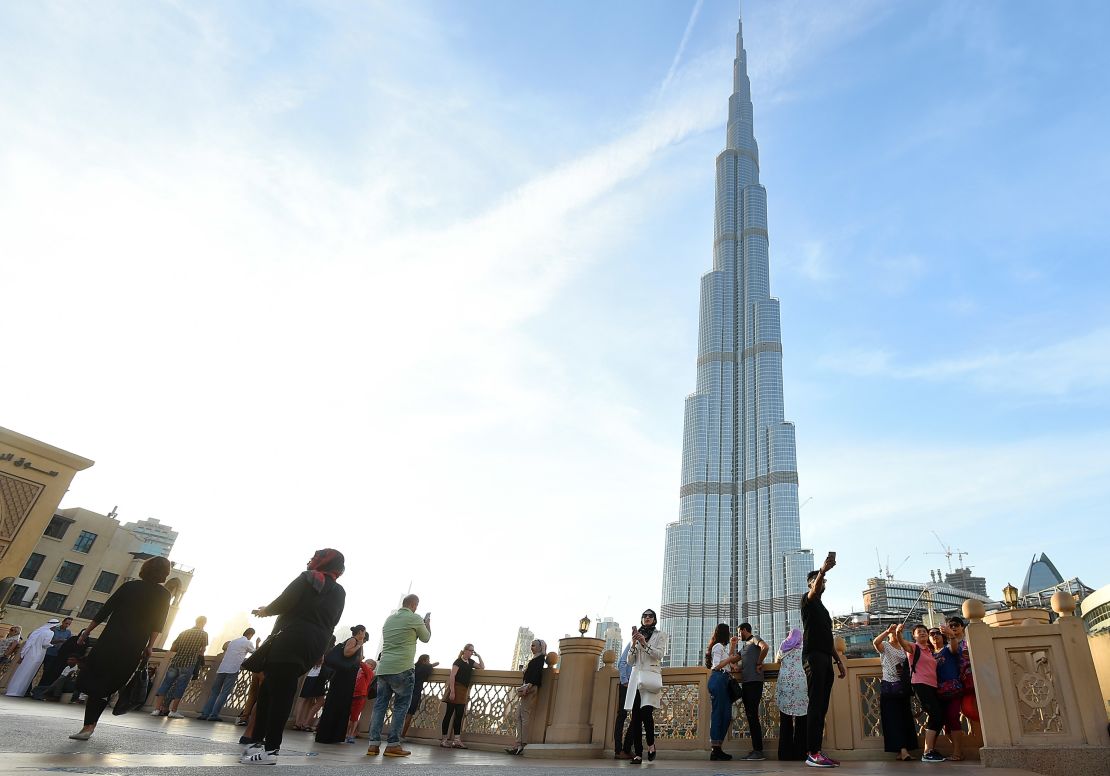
[820,328,1110,400]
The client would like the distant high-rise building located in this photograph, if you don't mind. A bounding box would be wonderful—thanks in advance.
[945,567,988,597]
[660,15,812,666]
[511,626,534,671]
[1020,553,1065,597]
[862,576,992,616]
[594,617,622,667]
[122,517,178,558]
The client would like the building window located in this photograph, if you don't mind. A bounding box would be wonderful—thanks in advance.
[72,530,98,554]
[78,600,104,620]
[39,591,68,614]
[43,514,73,540]
[9,583,29,606]
[19,552,45,581]
[92,571,118,594]
[55,561,83,585]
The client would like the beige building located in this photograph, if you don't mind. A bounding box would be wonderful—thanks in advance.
[1,506,193,647]
[0,427,94,583]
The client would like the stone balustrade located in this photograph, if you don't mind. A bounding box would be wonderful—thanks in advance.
[2,602,1107,774]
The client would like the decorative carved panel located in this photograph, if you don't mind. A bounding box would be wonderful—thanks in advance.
[1008,649,1064,734]
[0,472,45,548]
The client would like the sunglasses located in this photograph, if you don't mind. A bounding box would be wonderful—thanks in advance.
[928,630,942,636]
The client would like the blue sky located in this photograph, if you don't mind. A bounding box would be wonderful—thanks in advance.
[2,1,1108,661]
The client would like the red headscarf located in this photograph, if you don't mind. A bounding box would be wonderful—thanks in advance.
[303,548,345,593]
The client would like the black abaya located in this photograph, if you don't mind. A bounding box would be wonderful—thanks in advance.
[76,580,169,726]
[314,658,358,744]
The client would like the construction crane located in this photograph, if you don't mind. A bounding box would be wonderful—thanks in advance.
[925,531,968,573]
[874,549,911,580]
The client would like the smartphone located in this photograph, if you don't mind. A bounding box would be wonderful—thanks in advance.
[827,551,836,563]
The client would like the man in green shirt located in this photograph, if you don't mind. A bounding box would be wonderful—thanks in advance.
[366,594,431,757]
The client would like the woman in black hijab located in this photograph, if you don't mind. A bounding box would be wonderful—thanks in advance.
[241,549,346,765]
[625,609,669,765]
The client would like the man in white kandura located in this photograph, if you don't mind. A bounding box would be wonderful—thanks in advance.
[5,618,60,698]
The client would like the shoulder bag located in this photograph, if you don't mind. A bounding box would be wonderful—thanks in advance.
[324,640,360,672]
[241,632,278,673]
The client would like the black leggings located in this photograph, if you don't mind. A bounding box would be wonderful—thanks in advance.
[84,695,111,727]
[442,702,466,736]
[252,663,302,752]
[628,691,655,755]
[913,684,945,733]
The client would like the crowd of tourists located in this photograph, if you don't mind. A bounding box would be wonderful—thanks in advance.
[601,552,979,767]
[0,549,496,766]
[2,547,983,767]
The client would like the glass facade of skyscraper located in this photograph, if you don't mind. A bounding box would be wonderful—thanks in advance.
[660,19,812,666]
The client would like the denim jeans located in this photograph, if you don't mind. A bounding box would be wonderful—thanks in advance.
[368,669,415,744]
[200,672,239,718]
[708,670,733,743]
[156,666,192,701]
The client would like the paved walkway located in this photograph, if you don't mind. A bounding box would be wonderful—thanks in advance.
[0,697,1036,775]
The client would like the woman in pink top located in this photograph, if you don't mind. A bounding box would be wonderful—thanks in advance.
[893,624,946,763]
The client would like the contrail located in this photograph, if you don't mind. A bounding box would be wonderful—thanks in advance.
[657,0,704,100]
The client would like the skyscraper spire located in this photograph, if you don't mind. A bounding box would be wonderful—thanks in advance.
[660,15,812,666]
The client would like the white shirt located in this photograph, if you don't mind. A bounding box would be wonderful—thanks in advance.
[217,636,256,674]
[710,643,730,670]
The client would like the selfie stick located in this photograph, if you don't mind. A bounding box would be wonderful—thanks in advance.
[897,583,936,631]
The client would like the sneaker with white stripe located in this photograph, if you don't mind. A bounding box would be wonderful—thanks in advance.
[239,750,277,765]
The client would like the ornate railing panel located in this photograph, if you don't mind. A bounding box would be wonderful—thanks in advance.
[730,676,780,740]
[654,682,700,740]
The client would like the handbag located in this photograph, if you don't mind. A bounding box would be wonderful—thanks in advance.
[241,632,278,673]
[637,669,663,694]
[726,675,743,703]
[112,657,150,715]
[323,641,360,672]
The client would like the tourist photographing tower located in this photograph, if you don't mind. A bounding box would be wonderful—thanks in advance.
[660,16,812,666]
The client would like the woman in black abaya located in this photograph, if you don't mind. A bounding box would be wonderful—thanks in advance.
[313,624,367,744]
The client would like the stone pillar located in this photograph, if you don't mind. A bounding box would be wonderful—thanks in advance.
[544,637,605,745]
[981,607,1050,627]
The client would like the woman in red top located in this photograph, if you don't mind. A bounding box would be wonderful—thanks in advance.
[346,659,376,743]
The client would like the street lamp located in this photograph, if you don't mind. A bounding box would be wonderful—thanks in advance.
[578,615,591,637]
[1002,583,1019,609]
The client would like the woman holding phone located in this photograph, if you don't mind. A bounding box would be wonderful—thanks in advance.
[625,609,668,765]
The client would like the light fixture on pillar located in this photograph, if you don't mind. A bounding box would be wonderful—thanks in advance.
[1002,583,1019,609]
[578,615,591,637]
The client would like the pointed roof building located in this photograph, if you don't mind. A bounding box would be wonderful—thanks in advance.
[1021,553,1064,597]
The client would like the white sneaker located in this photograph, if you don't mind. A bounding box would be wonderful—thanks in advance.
[239,750,277,765]
[243,742,265,755]
[150,709,163,716]
[168,712,185,719]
